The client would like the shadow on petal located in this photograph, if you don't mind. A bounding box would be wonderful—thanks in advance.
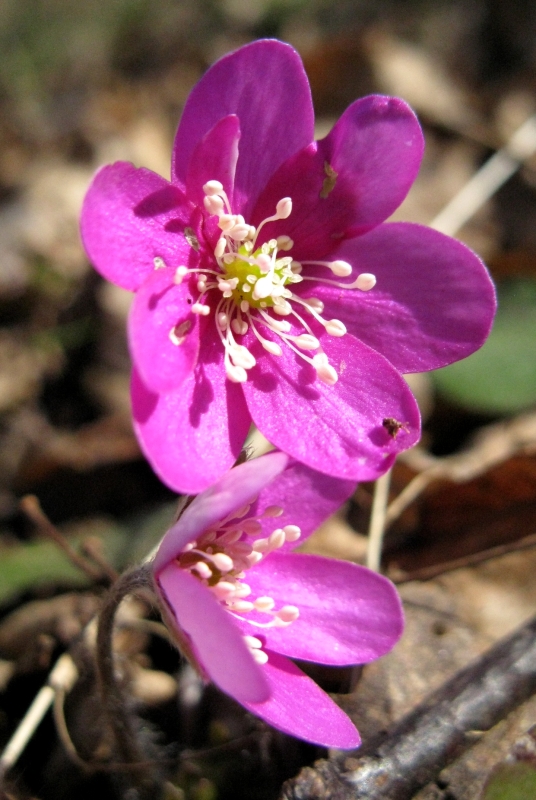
[131,370,158,424]
[135,185,184,217]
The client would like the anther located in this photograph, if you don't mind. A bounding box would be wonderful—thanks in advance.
[276,198,292,219]
[325,319,347,337]
[244,635,263,649]
[251,649,269,664]
[174,266,188,284]
[355,272,376,291]
[313,353,338,385]
[254,597,275,612]
[293,334,320,351]
[192,303,210,316]
[283,525,301,542]
[193,561,212,580]
[276,605,300,623]
[203,180,224,195]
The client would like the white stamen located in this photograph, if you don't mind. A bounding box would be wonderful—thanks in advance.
[263,506,284,517]
[293,334,320,351]
[313,352,338,385]
[210,581,236,600]
[214,237,226,259]
[228,600,255,613]
[262,340,282,356]
[211,553,234,572]
[226,363,247,383]
[204,195,224,215]
[325,319,347,336]
[276,197,292,219]
[254,597,275,612]
[244,635,263,649]
[251,649,269,664]
[174,265,188,284]
[283,525,301,542]
[192,304,210,316]
[154,257,166,269]
[230,345,256,369]
[203,180,224,195]
[231,319,248,335]
[276,605,300,623]
[193,561,212,580]
[355,272,377,291]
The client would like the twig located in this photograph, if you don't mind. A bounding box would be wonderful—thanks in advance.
[391,531,536,583]
[386,411,536,528]
[280,615,536,800]
[20,495,104,582]
[81,536,119,583]
[430,114,536,235]
[0,653,78,784]
[366,470,392,571]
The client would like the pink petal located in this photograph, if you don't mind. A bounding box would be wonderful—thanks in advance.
[172,40,314,217]
[157,563,269,703]
[131,339,251,494]
[128,266,199,393]
[237,554,403,665]
[153,451,288,572]
[251,95,423,260]
[315,222,497,373]
[243,332,420,482]
[242,651,360,749]
[186,115,240,210]
[80,162,196,291]
[248,461,356,553]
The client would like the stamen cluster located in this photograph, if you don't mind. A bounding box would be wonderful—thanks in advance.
[170,179,376,386]
[175,499,301,665]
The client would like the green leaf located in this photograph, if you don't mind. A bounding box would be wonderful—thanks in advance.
[482,762,536,800]
[432,279,536,415]
[0,524,125,606]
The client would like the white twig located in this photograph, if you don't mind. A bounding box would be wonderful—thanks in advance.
[366,470,392,572]
[430,114,536,235]
[0,653,78,779]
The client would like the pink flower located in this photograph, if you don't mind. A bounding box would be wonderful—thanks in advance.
[81,39,496,494]
[152,451,403,748]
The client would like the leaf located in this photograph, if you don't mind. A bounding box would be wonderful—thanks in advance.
[482,762,536,800]
[0,525,125,605]
[431,279,536,414]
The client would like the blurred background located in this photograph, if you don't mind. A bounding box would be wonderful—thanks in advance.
[1,2,536,799]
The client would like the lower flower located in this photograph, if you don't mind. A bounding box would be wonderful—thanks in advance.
[152,451,404,748]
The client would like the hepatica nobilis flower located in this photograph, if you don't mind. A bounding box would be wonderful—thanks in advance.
[152,451,403,748]
[81,39,496,494]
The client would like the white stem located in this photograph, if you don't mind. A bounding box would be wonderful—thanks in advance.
[366,469,392,572]
[430,114,536,236]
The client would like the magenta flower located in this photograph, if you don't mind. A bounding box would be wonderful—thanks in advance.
[152,451,403,748]
[81,39,496,494]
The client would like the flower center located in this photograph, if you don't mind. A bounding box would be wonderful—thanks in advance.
[166,179,376,386]
[175,499,301,665]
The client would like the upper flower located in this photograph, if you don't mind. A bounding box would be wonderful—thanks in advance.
[81,39,496,494]
[151,451,404,748]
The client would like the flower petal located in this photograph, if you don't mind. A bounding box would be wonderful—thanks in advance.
[128,266,199,393]
[314,222,497,373]
[242,650,360,749]
[157,563,269,703]
[186,115,240,210]
[81,162,196,291]
[131,341,251,495]
[237,553,403,665]
[243,332,420,482]
[248,461,356,552]
[172,40,314,217]
[252,95,423,259]
[153,451,288,572]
